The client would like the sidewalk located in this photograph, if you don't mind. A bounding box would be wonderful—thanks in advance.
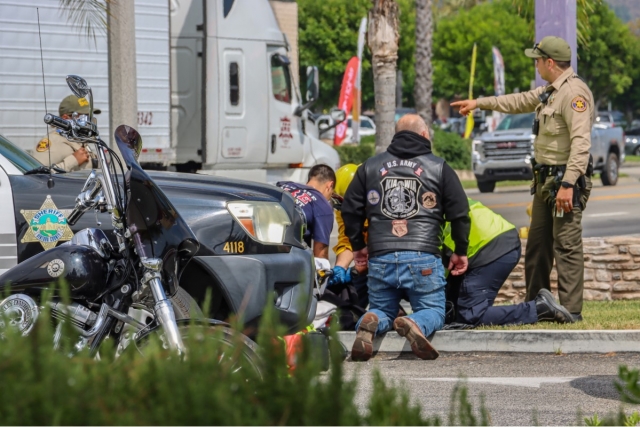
[338,329,640,354]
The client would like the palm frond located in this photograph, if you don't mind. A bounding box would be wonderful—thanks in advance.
[58,0,110,44]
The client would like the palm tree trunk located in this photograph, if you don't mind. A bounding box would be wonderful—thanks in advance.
[414,0,433,127]
[368,0,399,154]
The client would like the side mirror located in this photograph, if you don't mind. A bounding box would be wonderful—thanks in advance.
[66,75,90,98]
[330,108,346,123]
[306,66,319,103]
[114,124,143,166]
[66,74,95,124]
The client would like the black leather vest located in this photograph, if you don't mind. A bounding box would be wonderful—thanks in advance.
[363,151,445,256]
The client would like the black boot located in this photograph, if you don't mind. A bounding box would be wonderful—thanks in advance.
[571,313,583,322]
[535,289,574,323]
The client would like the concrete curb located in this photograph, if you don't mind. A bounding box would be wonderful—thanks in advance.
[338,330,640,354]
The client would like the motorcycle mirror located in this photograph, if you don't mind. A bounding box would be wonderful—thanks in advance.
[66,75,95,125]
[66,75,91,98]
[114,125,143,166]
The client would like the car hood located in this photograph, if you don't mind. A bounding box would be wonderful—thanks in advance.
[10,171,305,261]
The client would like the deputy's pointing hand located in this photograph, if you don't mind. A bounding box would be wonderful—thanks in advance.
[450,99,477,117]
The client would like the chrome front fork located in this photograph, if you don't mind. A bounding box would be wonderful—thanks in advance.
[141,258,186,356]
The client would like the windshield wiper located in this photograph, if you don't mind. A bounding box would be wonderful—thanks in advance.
[24,165,67,175]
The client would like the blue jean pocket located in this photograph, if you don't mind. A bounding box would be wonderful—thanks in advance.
[408,261,443,293]
[367,261,387,293]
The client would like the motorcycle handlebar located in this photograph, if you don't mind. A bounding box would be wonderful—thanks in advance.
[67,207,83,226]
[44,114,72,132]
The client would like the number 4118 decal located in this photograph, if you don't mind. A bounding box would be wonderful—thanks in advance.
[223,241,245,253]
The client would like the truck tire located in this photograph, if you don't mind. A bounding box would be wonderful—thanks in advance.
[477,181,496,193]
[600,152,619,186]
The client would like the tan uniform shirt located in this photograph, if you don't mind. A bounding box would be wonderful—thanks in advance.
[476,67,594,185]
[31,129,93,172]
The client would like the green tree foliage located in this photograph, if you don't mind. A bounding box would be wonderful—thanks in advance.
[432,1,534,99]
[298,0,416,111]
[298,0,373,110]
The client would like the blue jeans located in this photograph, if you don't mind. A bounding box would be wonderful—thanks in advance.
[355,251,446,338]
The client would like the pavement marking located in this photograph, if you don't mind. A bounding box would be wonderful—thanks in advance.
[413,377,580,388]
[587,212,629,218]
[486,192,640,210]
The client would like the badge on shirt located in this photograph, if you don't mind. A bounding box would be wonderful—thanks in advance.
[36,138,50,152]
[571,96,587,112]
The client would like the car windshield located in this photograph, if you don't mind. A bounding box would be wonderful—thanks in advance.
[347,118,372,129]
[496,113,535,131]
[360,119,372,129]
[0,134,43,173]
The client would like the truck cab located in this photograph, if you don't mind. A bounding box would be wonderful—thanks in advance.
[170,0,339,182]
[472,113,625,193]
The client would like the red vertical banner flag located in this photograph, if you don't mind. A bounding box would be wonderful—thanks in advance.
[334,57,359,146]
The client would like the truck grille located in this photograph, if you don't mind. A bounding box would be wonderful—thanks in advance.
[483,140,532,160]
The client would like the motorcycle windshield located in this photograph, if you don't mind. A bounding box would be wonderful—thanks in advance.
[114,125,199,291]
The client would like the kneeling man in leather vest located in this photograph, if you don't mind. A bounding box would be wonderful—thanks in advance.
[342,114,470,361]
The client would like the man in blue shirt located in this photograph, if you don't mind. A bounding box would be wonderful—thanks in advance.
[278,164,336,259]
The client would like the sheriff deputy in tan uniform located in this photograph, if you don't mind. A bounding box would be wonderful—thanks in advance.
[452,36,594,322]
[32,95,101,172]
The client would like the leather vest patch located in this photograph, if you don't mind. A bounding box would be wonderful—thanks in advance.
[392,220,408,237]
[381,177,422,219]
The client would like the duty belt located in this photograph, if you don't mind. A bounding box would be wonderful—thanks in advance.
[533,163,566,185]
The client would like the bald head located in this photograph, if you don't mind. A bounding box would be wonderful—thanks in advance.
[395,114,430,138]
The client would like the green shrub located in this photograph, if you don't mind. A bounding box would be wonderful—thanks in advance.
[432,129,472,171]
[335,130,471,170]
[0,293,489,425]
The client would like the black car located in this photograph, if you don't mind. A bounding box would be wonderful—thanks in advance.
[0,134,315,335]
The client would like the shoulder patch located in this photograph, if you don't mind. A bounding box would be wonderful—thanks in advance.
[571,96,587,113]
[36,138,49,152]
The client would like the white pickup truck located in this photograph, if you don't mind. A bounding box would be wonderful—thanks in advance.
[472,113,625,193]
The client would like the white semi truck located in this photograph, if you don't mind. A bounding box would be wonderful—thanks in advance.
[0,0,339,182]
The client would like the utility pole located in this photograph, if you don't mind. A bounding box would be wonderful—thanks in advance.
[107,0,137,157]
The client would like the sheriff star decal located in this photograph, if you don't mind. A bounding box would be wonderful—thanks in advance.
[571,96,587,113]
[20,195,74,250]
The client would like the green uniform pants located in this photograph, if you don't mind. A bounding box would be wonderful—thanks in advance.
[524,175,592,314]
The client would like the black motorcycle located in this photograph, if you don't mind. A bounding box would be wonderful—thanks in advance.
[0,75,261,373]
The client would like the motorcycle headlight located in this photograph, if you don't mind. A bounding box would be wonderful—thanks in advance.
[227,201,291,244]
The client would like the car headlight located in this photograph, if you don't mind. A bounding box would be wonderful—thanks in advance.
[472,139,482,153]
[227,201,291,244]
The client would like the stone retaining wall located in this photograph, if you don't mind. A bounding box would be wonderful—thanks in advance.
[496,236,640,303]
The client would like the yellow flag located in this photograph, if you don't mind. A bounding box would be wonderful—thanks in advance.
[464,43,477,139]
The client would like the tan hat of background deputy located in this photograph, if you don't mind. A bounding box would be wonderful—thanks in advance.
[58,95,102,116]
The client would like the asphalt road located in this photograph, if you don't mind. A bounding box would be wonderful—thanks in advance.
[344,352,640,426]
[467,165,640,238]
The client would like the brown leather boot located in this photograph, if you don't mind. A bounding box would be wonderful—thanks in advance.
[351,312,379,362]
[393,317,439,360]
